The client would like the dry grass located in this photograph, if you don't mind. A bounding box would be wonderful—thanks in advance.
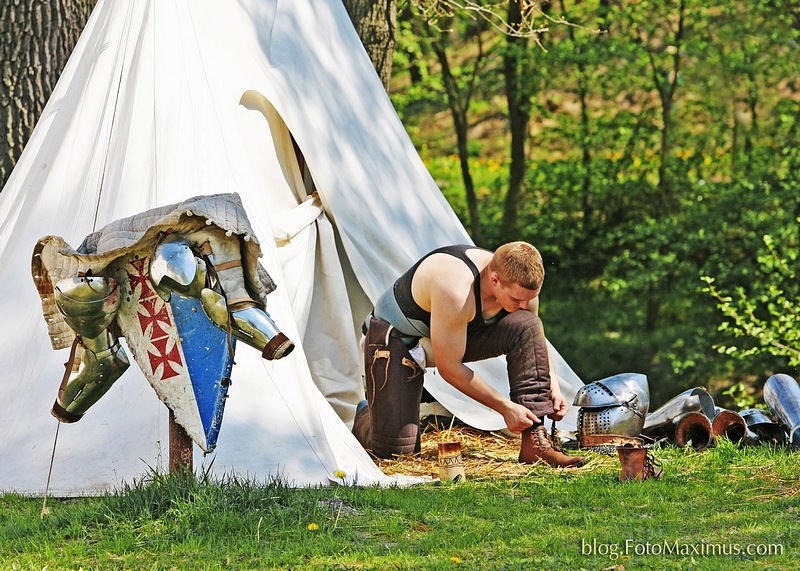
[373,421,609,480]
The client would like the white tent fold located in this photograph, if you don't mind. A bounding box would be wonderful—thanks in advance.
[0,0,583,496]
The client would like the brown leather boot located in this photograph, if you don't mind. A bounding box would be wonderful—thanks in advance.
[617,446,663,481]
[352,401,372,453]
[519,424,587,467]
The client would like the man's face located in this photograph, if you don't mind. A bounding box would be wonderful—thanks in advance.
[494,277,540,312]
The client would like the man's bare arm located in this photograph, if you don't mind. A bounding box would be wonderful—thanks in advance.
[428,283,539,433]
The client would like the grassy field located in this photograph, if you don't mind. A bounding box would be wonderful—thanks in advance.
[2,435,797,571]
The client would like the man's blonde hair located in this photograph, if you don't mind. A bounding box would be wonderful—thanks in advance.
[488,241,544,290]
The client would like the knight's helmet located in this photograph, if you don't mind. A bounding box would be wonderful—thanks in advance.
[573,373,650,447]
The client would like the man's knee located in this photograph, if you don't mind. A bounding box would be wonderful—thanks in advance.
[504,310,544,339]
[490,310,545,357]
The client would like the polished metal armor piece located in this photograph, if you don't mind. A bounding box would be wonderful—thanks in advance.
[674,411,713,450]
[52,277,130,422]
[711,408,747,443]
[150,230,295,360]
[198,288,294,360]
[229,306,294,359]
[54,276,121,339]
[739,408,786,445]
[53,331,131,422]
[150,234,208,299]
[763,374,800,449]
[574,373,650,444]
[642,387,716,439]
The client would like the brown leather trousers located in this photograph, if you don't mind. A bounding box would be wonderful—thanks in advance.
[353,310,554,458]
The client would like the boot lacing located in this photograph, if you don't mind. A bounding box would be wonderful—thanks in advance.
[643,450,663,479]
[550,420,566,453]
[531,424,553,451]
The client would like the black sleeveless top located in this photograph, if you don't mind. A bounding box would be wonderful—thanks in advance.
[393,245,508,336]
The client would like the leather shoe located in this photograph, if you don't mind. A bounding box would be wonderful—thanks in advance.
[519,424,586,468]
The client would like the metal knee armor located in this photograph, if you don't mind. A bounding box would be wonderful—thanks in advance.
[51,276,130,422]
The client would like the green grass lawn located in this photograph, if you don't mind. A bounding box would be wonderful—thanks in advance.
[2,441,797,570]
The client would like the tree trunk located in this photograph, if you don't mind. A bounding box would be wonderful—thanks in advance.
[343,0,397,91]
[429,25,485,244]
[1,0,96,188]
[648,0,685,211]
[500,1,532,240]
[558,0,608,245]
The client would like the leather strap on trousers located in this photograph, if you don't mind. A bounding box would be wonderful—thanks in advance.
[354,316,424,458]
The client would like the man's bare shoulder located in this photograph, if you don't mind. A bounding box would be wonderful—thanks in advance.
[416,251,475,284]
[412,249,487,314]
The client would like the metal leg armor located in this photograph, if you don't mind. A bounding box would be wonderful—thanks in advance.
[739,408,786,445]
[711,408,747,444]
[53,331,130,422]
[674,411,713,451]
[642,387,716,440]
[150,230,295,360]
[51,276,130,422]
[763,374,800,449]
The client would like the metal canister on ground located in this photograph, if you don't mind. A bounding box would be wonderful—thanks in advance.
[437,441,465,482]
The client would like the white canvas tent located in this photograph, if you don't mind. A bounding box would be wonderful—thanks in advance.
[0,0,583,496]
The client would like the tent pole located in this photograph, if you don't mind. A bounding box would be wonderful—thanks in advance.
[168,409,193,475]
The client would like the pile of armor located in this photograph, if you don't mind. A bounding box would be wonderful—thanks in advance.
[33,194,295,452]
[571,372,800,480]
[573,372,800,452]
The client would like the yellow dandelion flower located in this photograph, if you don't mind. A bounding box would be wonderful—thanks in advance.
[307,523,319,531]
[450,556,461,564]
[334,470,346,479]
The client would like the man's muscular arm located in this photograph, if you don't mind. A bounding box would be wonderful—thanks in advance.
[428,274,538,433]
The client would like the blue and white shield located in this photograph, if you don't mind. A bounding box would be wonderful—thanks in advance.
[116,256,235,452]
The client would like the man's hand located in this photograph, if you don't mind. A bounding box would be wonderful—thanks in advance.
[502,402,540,434]
[549,391,570,421]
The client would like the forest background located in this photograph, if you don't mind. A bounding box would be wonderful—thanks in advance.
[387,0,800,408]
[2,0,799,410]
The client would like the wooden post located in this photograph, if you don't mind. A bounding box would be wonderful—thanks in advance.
[169,409,193,474]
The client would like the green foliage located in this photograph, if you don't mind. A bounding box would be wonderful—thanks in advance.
[703,223,800,368]
[393,0,800,401]
[721,381,763,411]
